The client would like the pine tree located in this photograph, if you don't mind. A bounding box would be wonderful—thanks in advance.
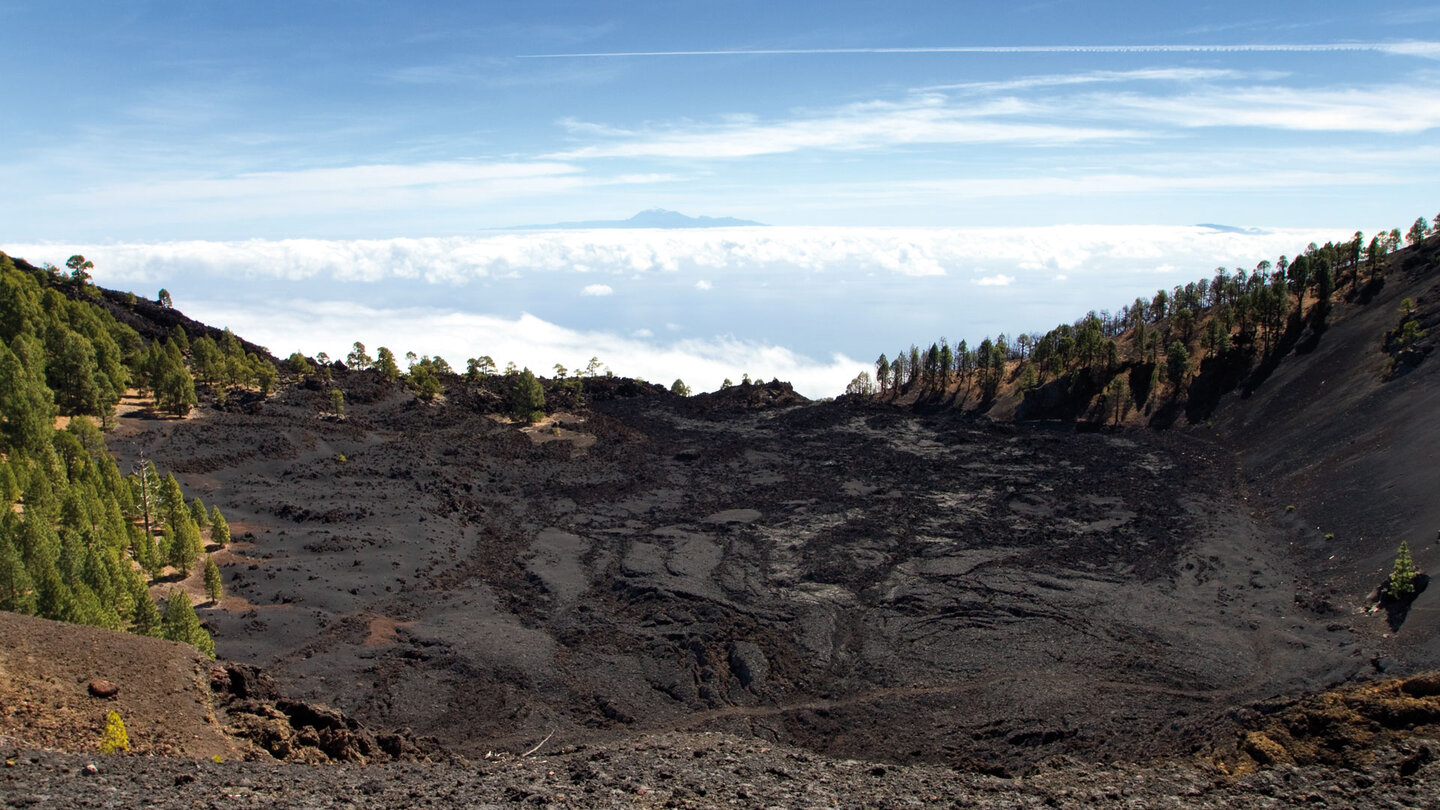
[0,530,37,614]
[170,518,202,575]
[203,555,223,603]
[1166,341,1190,389]
[346,341,371,370]
[161,589,214,657]
[189,497,209,530]
[0,339,57,455]
[159,474,186,527]
[251,354,277,397]
[168,325,190,356]
[154,342,196,417]
[129,458,161,540]
[132,526,161,578]
[374,347,400,382]
[71,581,120,630]
[409,362,442,401]
[0,461,17,506]
[157,525,174,572]
[35,565,76,622]
[47,329,104,417]
[1388,541,1418,600]
[510,368,546,424]
[129,579,161,637]
[209,507,230,547]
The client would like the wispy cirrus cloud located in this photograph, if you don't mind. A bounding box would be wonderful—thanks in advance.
[1098,85,1440,133]
[920,67,1273,93]
[547,71,1440,164]
[549,95,1136,160]
[521,42,1440,59]
[890,168,1395,199]
[385,58,626,88]
[69,161,583,205]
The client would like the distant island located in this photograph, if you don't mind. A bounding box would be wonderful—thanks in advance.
[509,208,766,230]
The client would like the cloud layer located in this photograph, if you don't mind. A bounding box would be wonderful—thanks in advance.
[13,224,1353,289]
[9,223,1365,397]
[179,300,867,399]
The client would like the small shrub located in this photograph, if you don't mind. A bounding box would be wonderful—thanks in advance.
[1285,505,1296,513]
[1324,532,1335,541]
[99,711,130,753]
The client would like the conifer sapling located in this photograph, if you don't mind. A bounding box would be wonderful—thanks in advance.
[1388,541,1418,601]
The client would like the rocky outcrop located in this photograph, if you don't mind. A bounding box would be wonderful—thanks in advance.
[209,664,435,764]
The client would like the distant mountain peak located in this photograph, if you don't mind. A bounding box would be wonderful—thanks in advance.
[510,209,766,230]
[1196,223,1271,235]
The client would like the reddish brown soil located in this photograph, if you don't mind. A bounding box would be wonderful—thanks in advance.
[0,612,239,760]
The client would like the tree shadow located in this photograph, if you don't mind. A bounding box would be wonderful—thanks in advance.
[1381,574,1430,632]
[1354,276,1385,305]
[1184,349,1252,423]
[1242,315,1307,396]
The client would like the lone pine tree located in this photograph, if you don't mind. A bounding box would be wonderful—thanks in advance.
[511,368,546,424]
[203,555,223,603]
[1388,541,1418,601]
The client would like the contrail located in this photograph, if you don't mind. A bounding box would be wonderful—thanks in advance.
[520,42,1440,58]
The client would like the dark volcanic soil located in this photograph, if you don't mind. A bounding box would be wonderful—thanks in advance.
[7,729,1440,809]
[100,375,1392,774]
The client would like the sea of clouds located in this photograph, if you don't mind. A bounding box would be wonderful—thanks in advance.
[10,224,1358,397]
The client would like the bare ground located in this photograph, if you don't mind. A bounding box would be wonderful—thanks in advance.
[95,375,1392,776]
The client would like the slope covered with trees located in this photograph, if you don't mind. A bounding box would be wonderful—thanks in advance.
[861,214,1438,428]
[0,252,232,654]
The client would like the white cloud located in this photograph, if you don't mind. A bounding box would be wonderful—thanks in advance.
[694,279,712,290]
[178,299,865,399]
[581,283,614,296]
[976,274,1014,286]
[16,224,1356,291]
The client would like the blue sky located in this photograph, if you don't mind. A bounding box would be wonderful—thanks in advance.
[4,2,1438,394]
